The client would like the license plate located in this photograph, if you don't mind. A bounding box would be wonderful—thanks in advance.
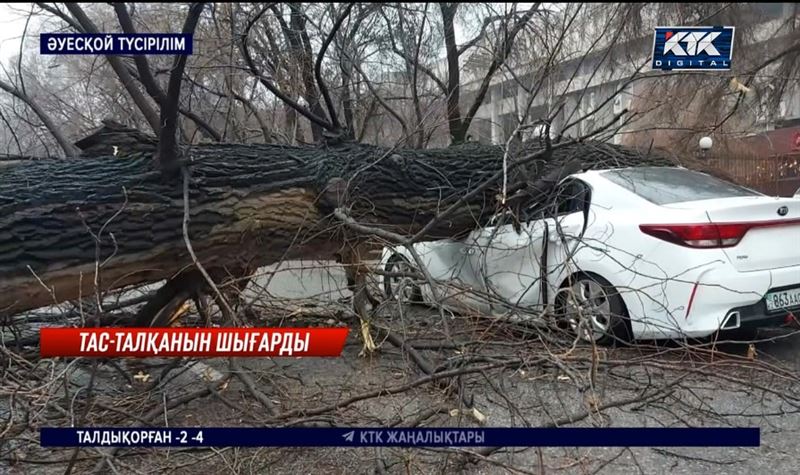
[765,286,800,313]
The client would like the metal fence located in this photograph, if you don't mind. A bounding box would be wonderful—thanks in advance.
[707,153,800,196]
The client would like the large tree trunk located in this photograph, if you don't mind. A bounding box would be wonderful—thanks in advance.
[0,136,689,317]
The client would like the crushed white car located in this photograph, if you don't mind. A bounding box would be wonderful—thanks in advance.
[380,167,800,344]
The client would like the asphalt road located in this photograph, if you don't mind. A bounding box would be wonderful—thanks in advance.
[3,260,800,474]
[250,261,800,474]
[251,260,353,301]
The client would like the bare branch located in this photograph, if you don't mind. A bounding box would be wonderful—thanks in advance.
[111,3,161,107]
[0,78,79,157]
[238,5,336,135]
[63,3,162,134]
[459,6,539,141]
[34,2,83,33]
[457,7,543,56]
[314,3,354,134]
[380,6,448,94]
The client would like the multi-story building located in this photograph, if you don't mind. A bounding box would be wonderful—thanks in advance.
[453,2,800,194]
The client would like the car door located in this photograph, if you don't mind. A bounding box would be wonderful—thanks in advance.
[468,178,592,318]
[469,216,549,317]
[410,231,489,313]
[543,178,593,297]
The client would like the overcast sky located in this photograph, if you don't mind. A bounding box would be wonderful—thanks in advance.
[0,3,35,62]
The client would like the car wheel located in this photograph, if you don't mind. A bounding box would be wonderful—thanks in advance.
[555,273,631,345]
[383,253,423,304]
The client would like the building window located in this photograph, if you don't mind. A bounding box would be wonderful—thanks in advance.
[613,117,624,144]
[751,3,785,19]
[613,95,623,115]
[501,113,519,141]
[579,91,597,135]
[588,91,597,112]
[581,56,601,76]
[757,95,769,125]
[469,119,493,145]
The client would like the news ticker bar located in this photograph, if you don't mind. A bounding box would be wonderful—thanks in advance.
[39,328,349,358]
[40,33,193,55]
[41,427,760,448]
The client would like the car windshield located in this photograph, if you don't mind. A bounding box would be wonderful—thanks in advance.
[601,167,762,205]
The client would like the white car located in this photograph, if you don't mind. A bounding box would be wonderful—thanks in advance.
[380,167,800,344]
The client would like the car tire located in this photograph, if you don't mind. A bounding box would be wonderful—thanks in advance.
[555,272,632,346]
[383,253,423,304]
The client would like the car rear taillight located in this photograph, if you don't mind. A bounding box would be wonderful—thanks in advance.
[639,223,744,248]
[639,219,800,248]
[639,220,794,249]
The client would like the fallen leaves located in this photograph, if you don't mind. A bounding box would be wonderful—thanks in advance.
[132,371,151,383]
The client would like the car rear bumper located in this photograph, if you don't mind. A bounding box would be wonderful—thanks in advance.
[633,264,800,339]
[698,265,799,337]
[719,287,799,332]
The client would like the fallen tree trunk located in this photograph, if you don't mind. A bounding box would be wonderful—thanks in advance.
[1,137,684,317]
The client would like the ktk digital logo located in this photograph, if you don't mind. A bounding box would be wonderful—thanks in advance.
[652,26,735,71]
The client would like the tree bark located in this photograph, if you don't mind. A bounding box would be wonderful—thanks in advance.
[287,4,329,142]
[0,137,686,317]
[440,3,464,144]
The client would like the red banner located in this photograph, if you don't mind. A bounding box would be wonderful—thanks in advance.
[40,327,349,358]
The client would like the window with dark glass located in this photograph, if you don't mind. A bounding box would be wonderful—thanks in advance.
[602,167,762,205]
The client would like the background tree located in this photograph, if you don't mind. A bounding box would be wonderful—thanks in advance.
[2,5,800,474]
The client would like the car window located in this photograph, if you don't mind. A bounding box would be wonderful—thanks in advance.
[555,179,590,216]
[522,178,590,220]
[601,167,761,205]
